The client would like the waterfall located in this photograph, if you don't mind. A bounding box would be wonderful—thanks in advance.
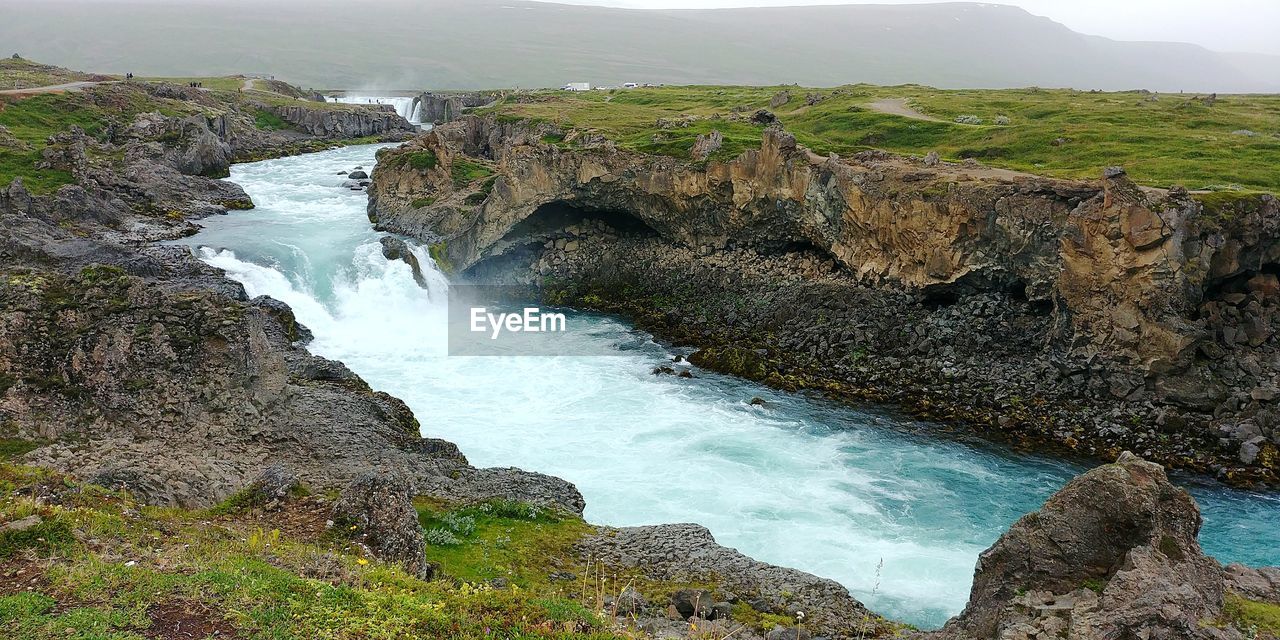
[328,95,422,125]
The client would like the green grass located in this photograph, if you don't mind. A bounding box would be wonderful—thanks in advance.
[415,499,594,589]
[0,90,112,193]
[253,109,289,131]
[0,463,630,640]
[482,85,1280,193]
[450,158,493,189]
[401,150,439,172]
[0,57,103,90]
[1222,594,1280,636]
[0,438,39,460]
[0,84,205,194]
[135,75,246,93]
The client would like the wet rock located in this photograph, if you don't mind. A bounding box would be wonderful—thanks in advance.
[579,523,876,637]
[379,236,428,288]
[349,170,369,180]
[331,473,432,579]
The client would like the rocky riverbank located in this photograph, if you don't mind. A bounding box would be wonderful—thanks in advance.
[0,76,897,638]
[368,114,1280,486]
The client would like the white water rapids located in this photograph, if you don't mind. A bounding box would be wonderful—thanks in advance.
[181,143,1280,629]
[327,95,424,126]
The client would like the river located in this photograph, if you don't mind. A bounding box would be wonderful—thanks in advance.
[177,142,1280,629]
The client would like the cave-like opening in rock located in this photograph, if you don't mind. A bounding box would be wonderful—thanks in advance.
[1195,262,1280,319]
[1008,279,1055,316]
[504,201,659,241]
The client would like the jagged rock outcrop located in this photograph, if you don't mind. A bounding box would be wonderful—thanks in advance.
[265,102,416,138]
[368,115,1280,482]
[380,235,428,287]
[929,452,1275,640]
[581,523,891,637]
[332,473,432,579]
[0,85,584,512]
[411,91,501,124]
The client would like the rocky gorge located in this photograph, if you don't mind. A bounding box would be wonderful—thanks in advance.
[3,74,1280,639]
[368,114,1280,486]
[0,79,897,638]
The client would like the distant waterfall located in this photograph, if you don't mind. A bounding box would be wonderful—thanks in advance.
[327,95,422,126]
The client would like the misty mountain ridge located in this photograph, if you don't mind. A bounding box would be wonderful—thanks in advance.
[0,0,1276,92]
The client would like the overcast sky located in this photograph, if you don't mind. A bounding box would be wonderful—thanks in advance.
[534,0,1280,55]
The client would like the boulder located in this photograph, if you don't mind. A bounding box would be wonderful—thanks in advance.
[934,452,1234,639]
[238,464,300,509]
[671,589,716,619]
[331,473,432,580]
[379,235,429,288]
[175,116,233,178]
[349,170,369,180]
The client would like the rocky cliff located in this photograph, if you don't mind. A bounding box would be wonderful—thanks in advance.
[368,115,1280,484]
[0,80,903,639]
[411,91,502,124]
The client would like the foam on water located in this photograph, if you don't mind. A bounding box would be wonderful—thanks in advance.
[327,95,423,125]
[182,144,1280,629]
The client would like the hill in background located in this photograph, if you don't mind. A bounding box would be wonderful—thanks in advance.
[0,0,1276,92]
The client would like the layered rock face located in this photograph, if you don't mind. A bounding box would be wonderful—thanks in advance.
[930,452,1275,640]
[411,91,501,124]
[0,85,577,511]
[368,115,1280,483]
[264,102,416,138]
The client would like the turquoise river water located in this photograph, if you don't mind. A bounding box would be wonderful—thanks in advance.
[178,143,1280,629]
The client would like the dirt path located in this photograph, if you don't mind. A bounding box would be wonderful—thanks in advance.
[865,98,942,122]
[0,80,104,96]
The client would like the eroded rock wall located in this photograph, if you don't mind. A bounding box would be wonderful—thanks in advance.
[368,115,1280,483]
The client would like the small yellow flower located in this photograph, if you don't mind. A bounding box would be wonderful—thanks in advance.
[357,558,369,565]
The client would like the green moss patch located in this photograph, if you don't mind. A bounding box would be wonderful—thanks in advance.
[252,109,288,131]
[450,158,493,189]
[1223,594,1280,636]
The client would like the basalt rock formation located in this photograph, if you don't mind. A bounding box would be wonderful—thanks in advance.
[368,115,1280,484]
[263,101,416,138]
[410,91,502,125]
[928,452,1277,640]
[0,79,916,639]
[0,82,577,511]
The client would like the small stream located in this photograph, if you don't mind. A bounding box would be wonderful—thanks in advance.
[177,143,1280,629]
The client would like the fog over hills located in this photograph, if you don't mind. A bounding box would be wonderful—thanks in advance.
[2,0,1277,92]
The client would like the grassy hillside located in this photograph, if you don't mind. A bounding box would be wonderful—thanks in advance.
[0,64,384,196]
[483,85,1280,193]
[0,57,107,90]
[0,461,632,639]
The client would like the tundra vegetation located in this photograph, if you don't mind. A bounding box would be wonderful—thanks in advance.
[0,459,730,640]
[477,85,1280,194]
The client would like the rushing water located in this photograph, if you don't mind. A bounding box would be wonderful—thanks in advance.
[327,95,423,126]
[179,143,1280,629]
